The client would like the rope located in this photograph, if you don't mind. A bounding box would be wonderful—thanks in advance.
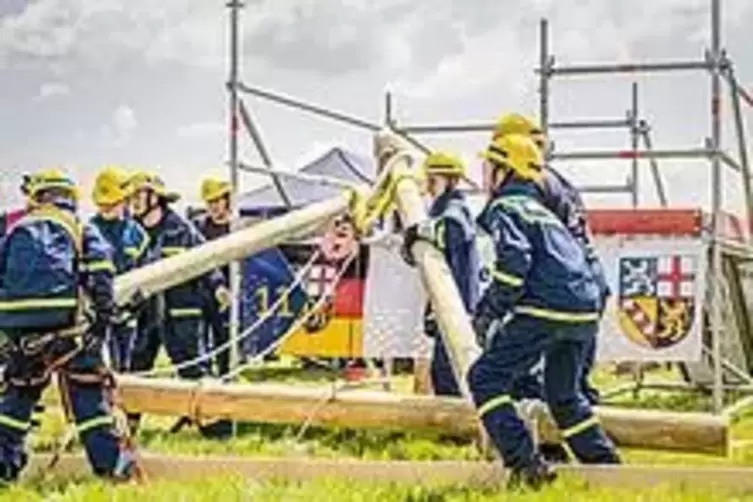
[129,249,322,378]
[130,148,417,379]
[292,377,392,443]
[351,151,417,236]
[220,253,356,381]
[159,254,356,436]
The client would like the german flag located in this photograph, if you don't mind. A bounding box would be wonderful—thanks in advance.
[277,215,369,358]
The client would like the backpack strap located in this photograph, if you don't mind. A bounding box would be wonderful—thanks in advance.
[18,205,84,257]
[16,206,88,325]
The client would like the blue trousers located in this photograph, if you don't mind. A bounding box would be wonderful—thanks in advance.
[107,321,136,373]
[0,339,131,480]
[467,315,620,470]
[430,336,461,397]
[130,315,231,438]
[202,308,230,378]
[511,335,599,404]
[130,316,206,380]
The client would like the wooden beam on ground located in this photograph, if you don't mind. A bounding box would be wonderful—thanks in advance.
[23,454,753,494]
[114,376,730,456]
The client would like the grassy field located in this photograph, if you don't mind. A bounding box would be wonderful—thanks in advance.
[9,361,753,501]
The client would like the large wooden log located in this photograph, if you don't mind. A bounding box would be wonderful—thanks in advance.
[22,454,753,494]
[114,376,730,456]
[374,131,480,398]
[113,194,350,306]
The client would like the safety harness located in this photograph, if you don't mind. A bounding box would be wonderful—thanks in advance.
[0,205,148,483]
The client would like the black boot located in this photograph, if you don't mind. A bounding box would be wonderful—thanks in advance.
[507,455,557,492]
[168,416,193,434]
[126,413,142,436]
[539,442,571,464]
[199,419,233,440]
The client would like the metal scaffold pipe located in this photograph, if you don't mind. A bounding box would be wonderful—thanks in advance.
[629,83,640,207]
[727,70,753,239]
[397,118,631,135]
[237,99,292,207]
[539,18,550,140]
[550,148,713,162]
[724,68,753,109]
[637,123,669,207]
[237,83,380,132]
[543,60,710,77]
[226,0,243,398]
[237,162,363,191]
[578,183,634,195]
[709,0,725,414]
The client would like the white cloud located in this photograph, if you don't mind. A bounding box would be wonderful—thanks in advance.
[2,0,753,219]
[101,104,137,147]
[176,121,225,139]
[34,81,69,101]
[395,28,529,102]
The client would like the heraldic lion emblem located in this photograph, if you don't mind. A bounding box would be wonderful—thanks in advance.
[617,255,697,349]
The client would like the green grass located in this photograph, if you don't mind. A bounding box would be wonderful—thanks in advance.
[13,361,753,500]
[6,474,753,501]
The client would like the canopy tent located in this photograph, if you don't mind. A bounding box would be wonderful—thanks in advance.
[238,147,374,218]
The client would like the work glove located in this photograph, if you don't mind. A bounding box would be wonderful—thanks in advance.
[423,308,439,338]
[83,315,109,351]
[215,286,233,313]
[472,303,503,350]
[400,220,438,267]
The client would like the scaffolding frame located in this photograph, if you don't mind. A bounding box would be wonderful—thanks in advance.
[225,0,753,415]
[537,3,753,414]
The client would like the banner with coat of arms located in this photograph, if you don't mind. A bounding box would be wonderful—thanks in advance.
[238,218,707,362]
[595,236,707,362]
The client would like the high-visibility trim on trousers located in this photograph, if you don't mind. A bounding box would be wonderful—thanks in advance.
[515,305,600,323]
[162,247,187,256]
[478,394,513,417]
[169,308,203,318]
[562,415,600,439]
[81,260,116,273]
[489,268,524,287]
[0,297,77,311]
[76,415,114,434]
[0,414,31,432]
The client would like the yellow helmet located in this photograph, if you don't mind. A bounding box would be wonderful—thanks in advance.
[129,170,180,203]
[493,113,542,139]
[92,165,133,206]
[200,177,231,203]
[26,168,80,201]
[479,133,544,182]
[422,152,467,179]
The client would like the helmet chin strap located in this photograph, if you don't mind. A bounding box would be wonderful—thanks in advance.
[135,191,163,226]
[493,165,514,191]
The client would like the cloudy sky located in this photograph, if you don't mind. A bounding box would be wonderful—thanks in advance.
[2,0,753,216]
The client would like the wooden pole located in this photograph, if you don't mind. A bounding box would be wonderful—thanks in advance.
[373,131,480,399]
[24,454,753,493]
[113,376,729,456]
[113,194,350,306]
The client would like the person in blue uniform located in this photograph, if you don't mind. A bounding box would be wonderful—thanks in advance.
[401,152,480,396]
[493,113,609,407]
[469,134,621,490]
[128,171,232,438]
[192,177,232,377]
[0,169,137,482]
[89,166,149,373]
